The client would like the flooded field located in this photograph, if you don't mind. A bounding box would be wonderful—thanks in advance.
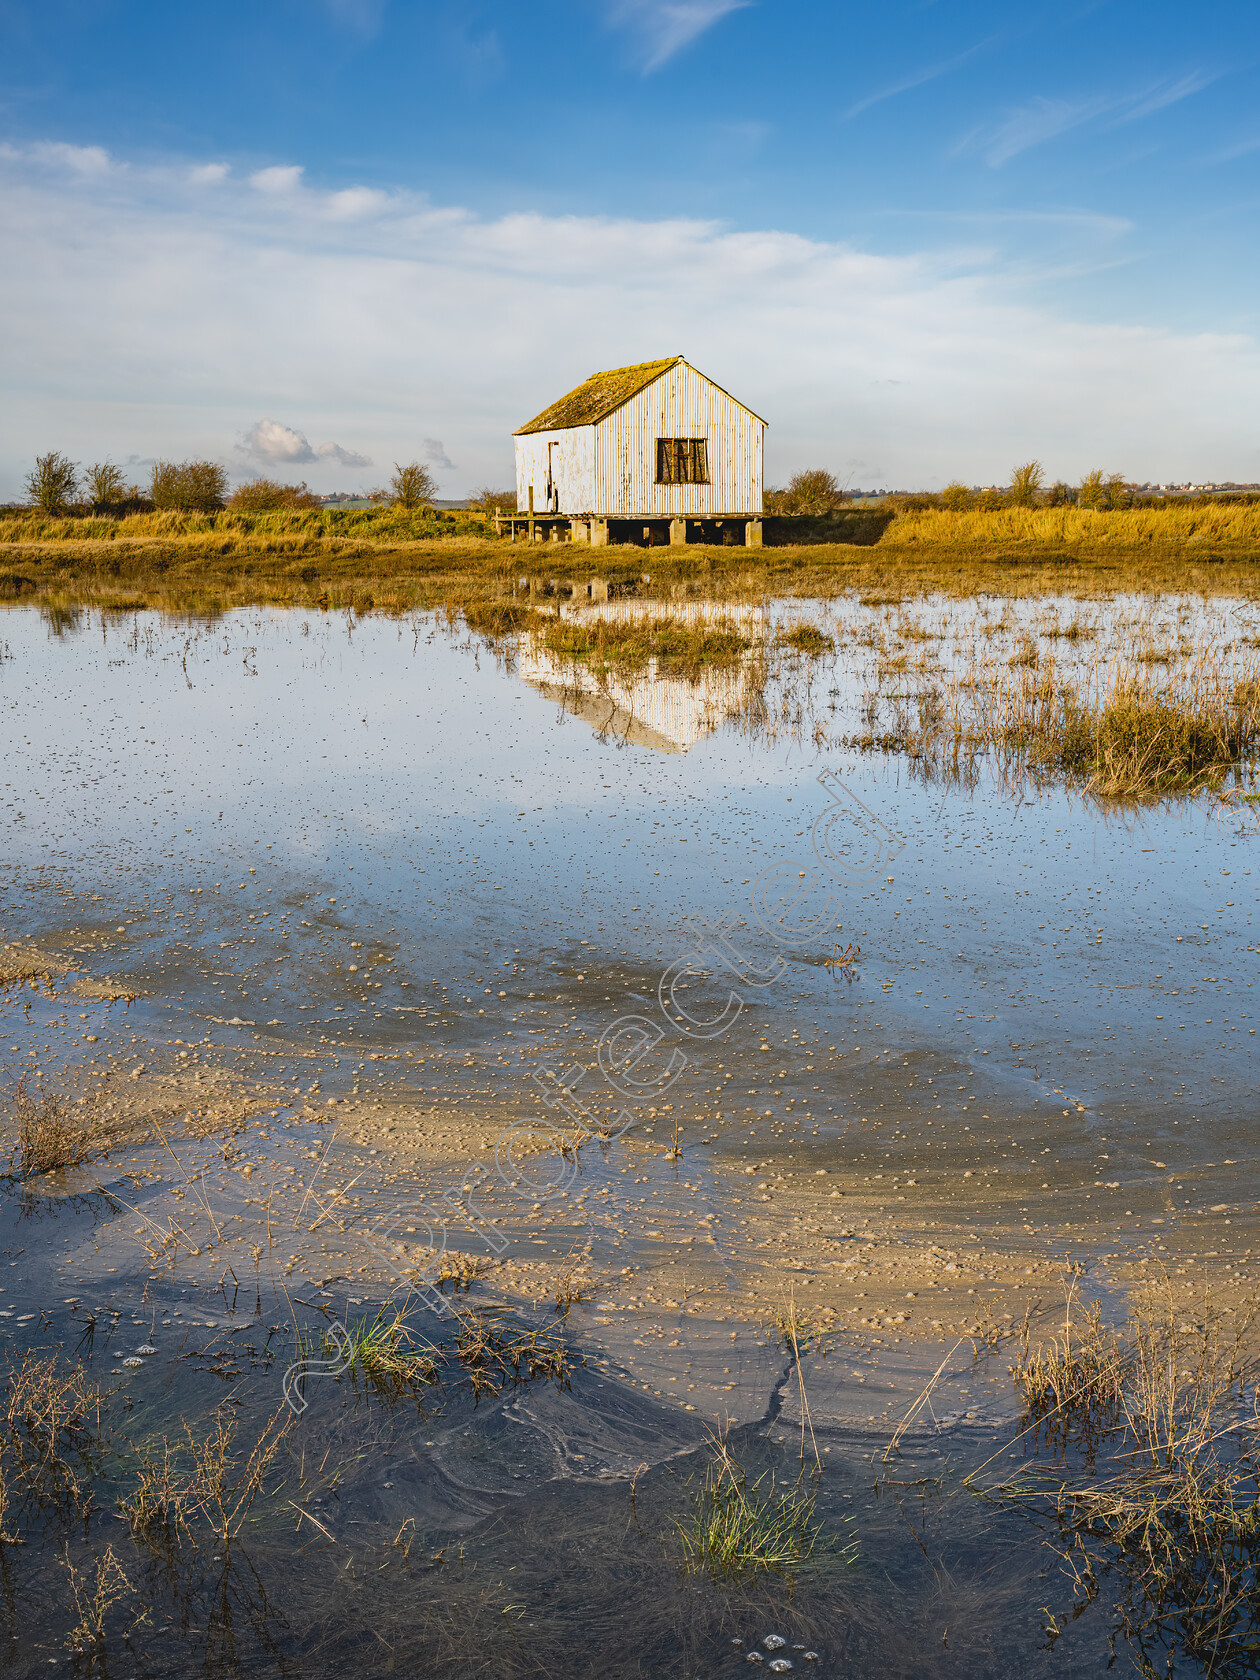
[0,596,1257,1677]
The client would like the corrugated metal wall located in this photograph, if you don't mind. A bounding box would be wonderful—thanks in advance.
[597,362,763,516]
[514,430,594,513]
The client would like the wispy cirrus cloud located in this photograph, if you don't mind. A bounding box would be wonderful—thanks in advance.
[963,71,1216,166]
[845,36,1000,120]
[607,0,749,71]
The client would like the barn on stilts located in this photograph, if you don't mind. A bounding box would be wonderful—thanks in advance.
[506,356,766,547]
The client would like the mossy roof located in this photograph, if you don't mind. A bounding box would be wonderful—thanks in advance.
[513,355,764,436]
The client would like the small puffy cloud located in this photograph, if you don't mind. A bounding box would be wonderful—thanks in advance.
[250,165,304,194]
[240,420,370,470]
[317,440,372,467]
[189,163,229,185]
[423,437,455,469]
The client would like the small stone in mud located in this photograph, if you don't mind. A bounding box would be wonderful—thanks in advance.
[763,1637,787,1651]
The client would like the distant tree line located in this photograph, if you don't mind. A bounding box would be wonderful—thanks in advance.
[19,453,444,515]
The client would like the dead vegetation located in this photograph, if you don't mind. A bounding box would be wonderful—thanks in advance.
[846,638,1260,799]
[61,1543,148,1657]
[0,1348,105,1527]
[121,1403,293,1548]
[974,1279,1260,1674]
[7,1078,106,1178]
[452,1308,578,1401]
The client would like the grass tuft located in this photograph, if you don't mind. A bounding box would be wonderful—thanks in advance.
[978,1279,1260,1672]
[674,1435,844,1581]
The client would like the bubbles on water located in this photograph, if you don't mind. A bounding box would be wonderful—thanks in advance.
[136,1344,157,1355]
[769,1664,793,1675]
[763,1637,786,1651]
[121,1356,143,1367]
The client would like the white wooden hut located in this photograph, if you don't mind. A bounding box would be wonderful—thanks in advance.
[510,356,766,546]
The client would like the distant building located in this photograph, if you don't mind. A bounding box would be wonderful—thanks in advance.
[510,356,766,546]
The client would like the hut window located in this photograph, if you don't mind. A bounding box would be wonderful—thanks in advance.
[656,438,709,485]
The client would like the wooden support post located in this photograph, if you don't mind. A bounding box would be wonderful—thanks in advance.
[745,519,763,548]
[528,486,535,544]
[589,518,609,547]
[669,518,687,546]
[571,519,590,543]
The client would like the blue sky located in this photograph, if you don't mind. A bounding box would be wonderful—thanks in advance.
[3,0,1260,494]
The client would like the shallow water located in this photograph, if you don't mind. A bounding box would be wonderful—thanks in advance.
[0,599,1256,1675]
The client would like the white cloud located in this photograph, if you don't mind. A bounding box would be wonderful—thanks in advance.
[608,0,748,71]
[249,164,304,194]
[240,420,371,470]
[2,141,1260,495]
[189,163,229,185]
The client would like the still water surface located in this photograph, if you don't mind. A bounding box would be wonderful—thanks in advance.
[0,603,1255,1676]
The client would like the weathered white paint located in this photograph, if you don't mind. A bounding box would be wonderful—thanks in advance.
[514,427,595,513]
[514,358,763,517]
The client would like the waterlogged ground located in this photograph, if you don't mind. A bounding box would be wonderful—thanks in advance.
[0,599,1256,1677]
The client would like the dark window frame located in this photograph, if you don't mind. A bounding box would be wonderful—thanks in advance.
[655,438,710,485]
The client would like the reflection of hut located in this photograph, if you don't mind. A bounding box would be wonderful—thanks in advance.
[518,601,765,753]
[509,357,766,548]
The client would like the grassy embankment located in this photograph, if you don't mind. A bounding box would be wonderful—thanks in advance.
[2,504,1260,617]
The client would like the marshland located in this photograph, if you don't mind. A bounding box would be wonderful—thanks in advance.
[0,559,1257,1677]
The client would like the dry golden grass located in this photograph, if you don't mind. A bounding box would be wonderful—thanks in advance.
[121,1403,292,1548]
[854,646,1260,798]
[4,501,1260,620]
[541,612,751,679]
[8,1079,102,1178]
[977,1279,1260,1673]
[452,1308,577,1400]
[1,1349,104,1523]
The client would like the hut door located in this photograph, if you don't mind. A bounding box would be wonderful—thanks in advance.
[546,441,559,511]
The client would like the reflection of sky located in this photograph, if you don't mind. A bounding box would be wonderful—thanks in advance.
[1,605,1255,1143]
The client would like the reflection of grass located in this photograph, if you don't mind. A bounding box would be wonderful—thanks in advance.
[542,614,750,680]
[978,1280,1260,1675]
[675,1436,846,1582]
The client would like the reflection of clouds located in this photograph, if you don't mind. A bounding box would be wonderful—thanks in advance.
[519,600,765,753]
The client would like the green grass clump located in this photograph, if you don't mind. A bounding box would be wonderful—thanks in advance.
[675,1438,844,1582]
[313,1307,438,1401]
